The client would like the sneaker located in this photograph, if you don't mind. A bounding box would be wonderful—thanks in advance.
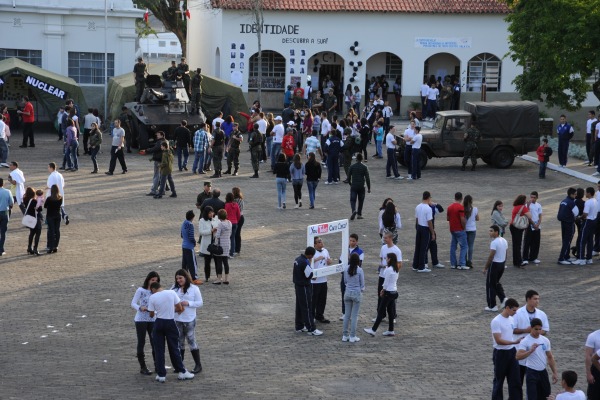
[568,257,578,262]
[382,331,395,336]
[372,316,386,322]
[586,259,593,265]
[282,203,286,209]
[394,176,404,180]
[307,329,323,336]
[339,314,345,321]
[593,251,600,256]
[450,265,457,269]
[558,260,572,265]
[411,267,418,271]
[357,215,364,219]
[532,259,541,264]
[342,335,349,342]
[295,327,308,333]
[350,211,357,221]
[406,177,413,180]
[294,204,299,209]
[521,261,529,266]
[299,201,302,207]
[574,259,586,265]
[484,306,499,312]
[349,336,361,343]
[457,265,469,270]
[363,328,375,336]
[178,370,194,380]
[386,176,394,179]
[433,263,445,268]
[593,172,600,176]
[417,268,431,273]
[155,375,166,383]
[324,181,331,185]
[334,181,339,185]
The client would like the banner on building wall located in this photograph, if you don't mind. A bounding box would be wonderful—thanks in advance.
[414,37,472,49]
[24,75,67,99]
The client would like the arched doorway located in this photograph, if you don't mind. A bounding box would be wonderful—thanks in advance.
[308,52,344,108]
[423,53,460,110]
[365,52,403,111]
[215,47,221,78]
[467,53,501,92]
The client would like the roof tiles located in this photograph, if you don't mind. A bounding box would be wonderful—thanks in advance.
[211,0,509,14]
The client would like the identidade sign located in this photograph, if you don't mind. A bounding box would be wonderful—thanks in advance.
[24,75,67,100]
[306,219,349,278]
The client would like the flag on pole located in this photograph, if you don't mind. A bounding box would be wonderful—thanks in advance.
[143,8,149,24]
[185,8,191,19]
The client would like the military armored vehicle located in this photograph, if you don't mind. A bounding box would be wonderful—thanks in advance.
[395,101,552,169]
[124,75,205,150]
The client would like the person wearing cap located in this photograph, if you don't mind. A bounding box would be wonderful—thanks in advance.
[271,116,285,171]
[133,57,148,102]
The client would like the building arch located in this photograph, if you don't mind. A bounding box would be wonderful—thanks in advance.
[467,52,501,92]
[362,52,403,111]
[248,49,286,90]
[423,52,460,85]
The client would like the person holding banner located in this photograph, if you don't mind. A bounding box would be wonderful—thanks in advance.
[312,236,332,324]
[293,246,322,336]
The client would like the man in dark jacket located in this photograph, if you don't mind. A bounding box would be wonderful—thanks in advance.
[557,187,577,264]
[175,120,191,171]
[200,188,225,215]
[293,246,322,336]
[348,153,371,220]
[145,131,166,196]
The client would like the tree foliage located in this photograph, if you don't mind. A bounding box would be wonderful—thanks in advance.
[134,0,188,57]
[504,0,599,111]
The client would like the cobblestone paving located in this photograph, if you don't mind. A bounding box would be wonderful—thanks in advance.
[1,133,598,399]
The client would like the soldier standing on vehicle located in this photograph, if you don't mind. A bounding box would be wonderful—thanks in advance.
[191,68,203,115]
[133,57,148,102]
[178,57,191,97]
[462,120,481,171]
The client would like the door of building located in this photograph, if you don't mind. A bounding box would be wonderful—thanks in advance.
[318,65,343,112]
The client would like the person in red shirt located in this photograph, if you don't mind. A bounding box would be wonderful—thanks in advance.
[17,96,35,148]
[281,126,296,161]
[536,138,552,179]
[447,192,468,269]
[224,192,241,258]
[509,194,533,268]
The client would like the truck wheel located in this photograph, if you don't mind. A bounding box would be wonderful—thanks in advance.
[492,147,515,169]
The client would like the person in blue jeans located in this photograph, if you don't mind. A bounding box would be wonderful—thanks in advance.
[304,152,321,209]
[65,118,79,171]
[447,192,469,269]
[342,253,365,343]
[273,153,289,209]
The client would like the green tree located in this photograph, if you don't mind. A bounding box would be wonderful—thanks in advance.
[504,0,598,111]
[134,0,188,57]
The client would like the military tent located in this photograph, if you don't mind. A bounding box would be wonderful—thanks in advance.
[0,57,87,122]
[107,62,248,128]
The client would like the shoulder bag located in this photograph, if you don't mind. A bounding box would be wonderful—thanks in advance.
[512,205,529,230]
[207,236,223,256]
[21,199,37,229]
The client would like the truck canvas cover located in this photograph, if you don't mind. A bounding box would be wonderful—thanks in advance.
[464,101,539,138]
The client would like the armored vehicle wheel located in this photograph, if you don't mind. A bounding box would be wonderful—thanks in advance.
[492,147,515,169]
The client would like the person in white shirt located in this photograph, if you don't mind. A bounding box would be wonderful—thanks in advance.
[463,194,479,268]
[413,191,435,273]
[0,116,9,167]
[575,186,598,265]
[425,83,439,120]
[385,126,401,179]
[548,370,586,400]
[172,269,204,374]
[147,282,194,382]
[83,108,97,155]
[304,81,313,108]
[7,161,25,212]
[373,232,401,323]
[382,101,393,133]
[212,111,224,132]
[490,298,523,399]
[484,225,508,312]
[586,111,596,166]
[409,126,423,180]
[364,251,400,337]
[516,318,558,400]
[312,236,332,324]
[105,119,127,175]
[523,191,543,264]
[320,112,331,165]
[270,116,285,171]
[420,79,430,111]
[131,271,159,375]
[403,121,416,178]
[45,162,68,224]
[513,289,550,385]
[585,329,600,398]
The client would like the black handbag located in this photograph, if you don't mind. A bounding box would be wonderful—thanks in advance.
[207,237,223,255]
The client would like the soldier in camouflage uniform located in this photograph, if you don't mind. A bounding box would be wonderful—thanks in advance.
[249,123,262,178]
[191,68,203,115]
[461,120,481,171]
[323,88,337,117]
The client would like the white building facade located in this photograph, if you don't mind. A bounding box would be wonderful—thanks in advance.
[0,0,142,109]
[188,1,521,111]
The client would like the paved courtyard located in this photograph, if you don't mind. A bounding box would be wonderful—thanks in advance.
[1,131,598,399]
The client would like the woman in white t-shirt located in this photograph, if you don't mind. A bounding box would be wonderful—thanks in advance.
[130,271,160,375]
[364,252,400,337]
[172,269,204,374]
[463,194,479,269]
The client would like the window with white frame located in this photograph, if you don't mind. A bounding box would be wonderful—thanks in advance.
[467,53,501,92]
[385,53,402,83]
[68,52,114,84]
[248,50,286,90]
[0,49,42,67]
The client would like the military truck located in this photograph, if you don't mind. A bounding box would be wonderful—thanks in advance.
[396,101,550,169]
[124,74,205,150]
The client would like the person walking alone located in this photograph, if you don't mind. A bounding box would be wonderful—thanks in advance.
[105,119,128,175]
[348,153,370,220]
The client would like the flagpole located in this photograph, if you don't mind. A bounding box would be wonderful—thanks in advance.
[104,0,108,123]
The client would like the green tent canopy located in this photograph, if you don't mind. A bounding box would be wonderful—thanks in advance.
[107,62,248,128]
[0,57,87,121]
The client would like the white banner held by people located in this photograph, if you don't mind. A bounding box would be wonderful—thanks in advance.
[306,219,349,278]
